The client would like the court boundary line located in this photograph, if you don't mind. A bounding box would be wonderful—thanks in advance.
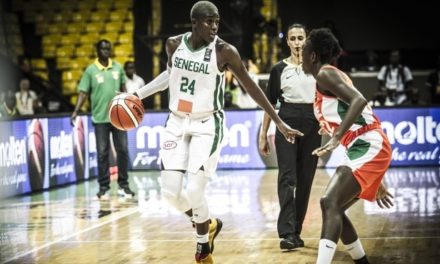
[24,236,440,244]
[2,207,138,264]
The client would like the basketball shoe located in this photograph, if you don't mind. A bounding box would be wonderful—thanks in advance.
[118,186,135,199]
[97,188,110,200]
[195,242,214,264]
[208,218,223,253]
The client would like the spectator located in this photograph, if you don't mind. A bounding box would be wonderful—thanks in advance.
[70,39,135,200]
[15,78,38,115]
[425,55,440,105]
[233,59,259,108]
[124,61,145,94]
[362,50,379,72]
[224,91,239,108]
[0,90,18,118]
[377,50,416,106]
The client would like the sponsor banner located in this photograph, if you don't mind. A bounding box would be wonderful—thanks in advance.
[87,116,98,178]
[47,117,76,186]
[218,110,266,169]
[128,112,168,170]
[0,120,31,197]
[128,110,274,170]
[324,107,440,167]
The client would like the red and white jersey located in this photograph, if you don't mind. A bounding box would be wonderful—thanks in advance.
[314,65,381,145]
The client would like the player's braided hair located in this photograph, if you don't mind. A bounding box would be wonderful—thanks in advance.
[307,28,341,64]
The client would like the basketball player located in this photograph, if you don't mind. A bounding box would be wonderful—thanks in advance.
[301,28,394,264]
[132,1,303,263]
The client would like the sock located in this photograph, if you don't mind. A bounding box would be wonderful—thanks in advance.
[196,233,209,243]
[316,239,337,264]
[344,239,366,260]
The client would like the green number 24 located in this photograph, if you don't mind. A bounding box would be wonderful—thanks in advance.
[180,77,195,95]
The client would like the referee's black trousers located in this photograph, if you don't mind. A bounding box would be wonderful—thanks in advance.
[275,103,321,238]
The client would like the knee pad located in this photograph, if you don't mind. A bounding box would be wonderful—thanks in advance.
[161,170,190,212]
[187,170,209,223]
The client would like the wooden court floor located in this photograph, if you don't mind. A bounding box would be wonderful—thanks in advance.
[1,167,439,263]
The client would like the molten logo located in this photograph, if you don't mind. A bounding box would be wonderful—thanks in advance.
[382,116,440,145]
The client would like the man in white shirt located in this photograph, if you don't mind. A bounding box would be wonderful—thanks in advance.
[124,61,145,94]
[377,50,415,106]
[15,78,37,115]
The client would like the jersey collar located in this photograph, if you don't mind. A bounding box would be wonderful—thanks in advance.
[94,58,113,71]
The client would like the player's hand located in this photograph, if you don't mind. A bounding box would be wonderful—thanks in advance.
[318,124,329,136]
[312,137,339,156]
[258,134,270,156]
[376,182,394,209]
[70,112,77,127]
[277,121,303,144]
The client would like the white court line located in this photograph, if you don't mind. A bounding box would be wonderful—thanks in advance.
[1,207,138,264]
[30,236,440,244]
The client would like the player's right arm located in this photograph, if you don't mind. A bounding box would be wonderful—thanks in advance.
[71,68,91,126]
[133,35,183,99]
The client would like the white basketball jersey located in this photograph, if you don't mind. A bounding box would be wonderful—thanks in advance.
[169,33,225,115]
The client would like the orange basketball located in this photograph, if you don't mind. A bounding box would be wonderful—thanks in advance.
[108,93,144,131]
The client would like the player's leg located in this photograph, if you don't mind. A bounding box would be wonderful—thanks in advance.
[317,166,361,264]
[94,123,111,199]
[341,212,369,264]
[274,127,299,250]
[111,128,134,197]
[294,119,320,246]
[187,113,224,263]
[160,114,191,214]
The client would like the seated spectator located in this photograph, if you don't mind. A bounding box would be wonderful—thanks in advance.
[0,90,19,118]
[124,61,145,94]
[425,55,440,105]
[232,59,259,109]
[15,78,38,115]
[362,50,379,72]
[224,91,239,109]
[376,50,417,106]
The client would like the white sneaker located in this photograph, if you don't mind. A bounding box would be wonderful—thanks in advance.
[118,187,135,199]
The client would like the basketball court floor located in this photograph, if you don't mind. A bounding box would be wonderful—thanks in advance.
[1,167,439,263]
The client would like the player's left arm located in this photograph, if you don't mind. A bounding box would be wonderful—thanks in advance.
[218,42,303,142]
[312,69,367,156]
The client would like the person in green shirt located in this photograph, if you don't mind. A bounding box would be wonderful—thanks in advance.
[71,39,135,200]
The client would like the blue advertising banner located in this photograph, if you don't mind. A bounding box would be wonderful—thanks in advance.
[218,110,266,169]
[86,116,98,178]
[128,112,169,170]
[0,120,31,197]
[47,117,76,186]
[376,108,440,166]
[323,107,440,167]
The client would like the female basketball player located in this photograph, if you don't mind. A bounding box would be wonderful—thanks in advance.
[301,28,394,264]
[132,1,303,263]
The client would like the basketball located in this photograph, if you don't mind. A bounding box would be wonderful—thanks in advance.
[108,93,144,131]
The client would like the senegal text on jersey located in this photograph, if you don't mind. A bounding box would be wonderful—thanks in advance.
[173,57,210,74]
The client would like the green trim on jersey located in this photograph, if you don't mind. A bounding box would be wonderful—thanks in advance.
[337,101,367,125]
[78,59,125,123]
[213,74,224,110]
[183,33,208,52]
[347,138,371,160]
[210,110,224,156]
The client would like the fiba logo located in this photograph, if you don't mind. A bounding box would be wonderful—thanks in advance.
[73,117,85,180]
[27,119,45,191]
